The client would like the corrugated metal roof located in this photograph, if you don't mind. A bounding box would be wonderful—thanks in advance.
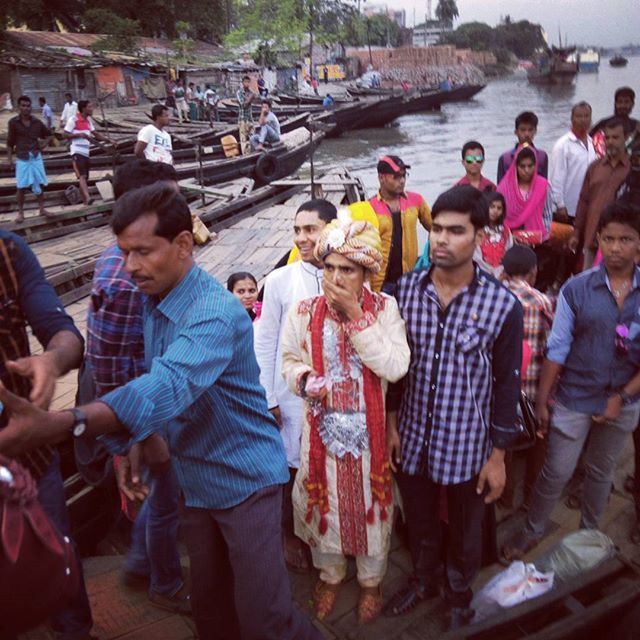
[5,31,224,58]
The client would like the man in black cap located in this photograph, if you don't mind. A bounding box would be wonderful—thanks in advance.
[367,155,431,295]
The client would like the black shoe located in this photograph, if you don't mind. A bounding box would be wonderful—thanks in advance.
[448,606,474,631]
[149,583,192,615]
[384,577,438,617]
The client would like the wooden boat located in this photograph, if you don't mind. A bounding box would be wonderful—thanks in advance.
[353,94,410,129]
[609,55,629,67]
[0,127,323,204]
[403,89,444,114]
[528,46,578,85]
[310,101,371,137]
[440,84,486,103]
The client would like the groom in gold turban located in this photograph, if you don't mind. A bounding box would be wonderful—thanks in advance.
[281,213,410,624]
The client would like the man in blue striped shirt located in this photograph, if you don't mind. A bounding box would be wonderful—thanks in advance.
[0,183,321,640]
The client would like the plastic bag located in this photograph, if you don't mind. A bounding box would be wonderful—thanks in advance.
[535,529,616,585]
[471,561,554,623]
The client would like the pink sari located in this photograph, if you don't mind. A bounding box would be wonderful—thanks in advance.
[498,146,549,244]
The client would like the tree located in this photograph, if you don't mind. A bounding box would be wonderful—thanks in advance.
[85,7,140,53]
[435,0,458,26]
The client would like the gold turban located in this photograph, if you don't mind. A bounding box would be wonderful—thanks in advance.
[314,209,383,273]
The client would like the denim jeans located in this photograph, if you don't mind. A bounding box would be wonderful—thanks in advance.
[526,401,640,538]
[250,125,280,149]
[124,463,183,596]
[38,454,93,639]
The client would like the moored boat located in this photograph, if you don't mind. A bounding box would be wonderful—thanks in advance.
[528,46,578,85]
[578,49,600,72]
[610,55,629,67]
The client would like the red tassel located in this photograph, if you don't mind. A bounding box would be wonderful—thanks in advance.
[319,515,328,535]
[380,507,388,521]
[366,506,375,524]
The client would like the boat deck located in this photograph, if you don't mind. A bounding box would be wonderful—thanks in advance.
[16,169,640,639]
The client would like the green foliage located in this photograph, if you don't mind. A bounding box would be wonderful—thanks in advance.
[85,7,140,53]
[441,18,545,61]
[435,0,458,26]
[225,0,307,61]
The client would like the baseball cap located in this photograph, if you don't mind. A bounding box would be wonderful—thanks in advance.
[377,155,411,175]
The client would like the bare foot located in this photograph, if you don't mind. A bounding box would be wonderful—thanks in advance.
[40,209,55,218]
[14,213,25,223]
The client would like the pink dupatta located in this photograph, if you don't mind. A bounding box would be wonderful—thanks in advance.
[497,145,549,243]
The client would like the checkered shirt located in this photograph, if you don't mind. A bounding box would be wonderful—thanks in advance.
[504,279,554,400]
[86,245,145,397]
[390,265,523,484]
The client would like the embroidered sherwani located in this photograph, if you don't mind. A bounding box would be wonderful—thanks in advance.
[281,291,409,583]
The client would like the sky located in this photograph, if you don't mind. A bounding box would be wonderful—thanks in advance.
[398,0,640,48]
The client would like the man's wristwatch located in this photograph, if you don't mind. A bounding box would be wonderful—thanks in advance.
[66,408,87,437]
[618,389,635,406]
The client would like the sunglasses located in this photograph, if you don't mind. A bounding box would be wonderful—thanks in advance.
[465,155,484,164]
[615,324,629,356]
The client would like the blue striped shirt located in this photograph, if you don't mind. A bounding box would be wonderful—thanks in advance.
[101,264,289,509]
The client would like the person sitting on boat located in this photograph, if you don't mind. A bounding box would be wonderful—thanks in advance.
[368,155,432,295]
[135,104,173,165]
[497,111,549,183]
[7,95,54,223]
[590,86,638,157]
[63,99,113,207]
[250,99,281,152]
[497,144,553,247]
[322,94,335,108]
[281,212,410,624]
[455,140,496,192]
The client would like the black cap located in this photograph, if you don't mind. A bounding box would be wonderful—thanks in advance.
[377,155,410,175]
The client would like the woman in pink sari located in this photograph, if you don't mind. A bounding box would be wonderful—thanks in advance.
[498,145,553,246]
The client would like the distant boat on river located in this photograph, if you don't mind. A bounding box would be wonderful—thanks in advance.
[609,55,629,68]
[528,46,578,85]
[578,49,600,72]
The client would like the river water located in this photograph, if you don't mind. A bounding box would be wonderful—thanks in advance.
[314,55,639,209]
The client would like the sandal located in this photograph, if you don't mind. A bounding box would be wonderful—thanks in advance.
[314,580,341,620]
[358,585,383,624]
[499,533,541,566]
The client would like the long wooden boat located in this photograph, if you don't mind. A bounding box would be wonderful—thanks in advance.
[0,127,323,205]
[353,94,409,129]
[439,84,486,103]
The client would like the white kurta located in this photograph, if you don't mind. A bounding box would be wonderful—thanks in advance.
[254,260,323,467]
[281,292,410,558]
[549,131,597,217]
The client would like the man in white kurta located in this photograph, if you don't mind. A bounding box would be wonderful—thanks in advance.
[281,215,410,624]
[549,102,597,223]
[254,198,338,570]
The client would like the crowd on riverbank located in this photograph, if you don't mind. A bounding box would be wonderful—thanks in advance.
[0,81,639,640]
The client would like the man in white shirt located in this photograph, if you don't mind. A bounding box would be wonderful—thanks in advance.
[59,92,77,129]
[38,96,53,129]
[254,198,337,572]
[135,104,173,165]
[63,100,112,205]
[203,84,219,125]
[549,101,597,224]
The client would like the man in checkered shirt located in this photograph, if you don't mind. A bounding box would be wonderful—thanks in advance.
[384,185,523,630]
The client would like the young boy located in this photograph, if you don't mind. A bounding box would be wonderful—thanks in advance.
[497,111,548,183]
[455,140,496,192]
[503,200,640,561]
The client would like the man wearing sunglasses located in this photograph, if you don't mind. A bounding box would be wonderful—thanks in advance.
[503,201,640,562]
[368,155,432,295]
[455,140,496,192]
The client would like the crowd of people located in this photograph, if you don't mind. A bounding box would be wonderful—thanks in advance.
[1,83,640,639]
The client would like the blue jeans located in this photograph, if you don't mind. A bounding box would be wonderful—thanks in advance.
[38,454,93,639]
[124,463,183,596]
[250,125,280,149]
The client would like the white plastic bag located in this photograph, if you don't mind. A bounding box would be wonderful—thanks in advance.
[471,561,554,623]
